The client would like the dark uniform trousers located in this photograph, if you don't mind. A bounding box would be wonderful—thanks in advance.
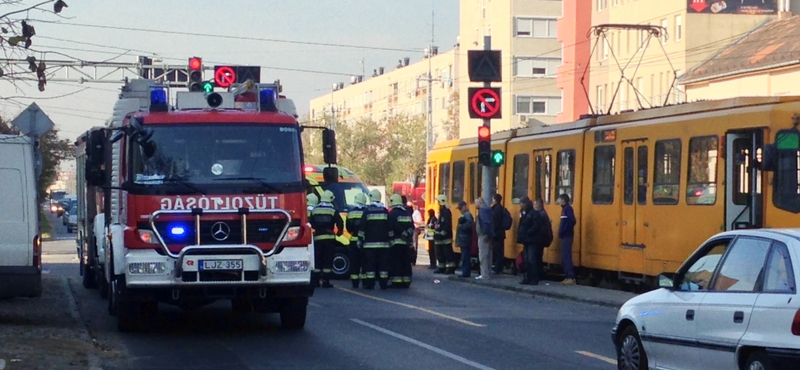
[359,206,391,290]
[346,207,366,288]
[309,204,343,286]
[434,208,456,273]
[388,207,414,288]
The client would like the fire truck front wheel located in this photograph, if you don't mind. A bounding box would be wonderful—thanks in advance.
[279,297,308,329]
[110,274,156,332]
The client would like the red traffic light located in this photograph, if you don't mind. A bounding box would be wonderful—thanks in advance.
[189,57,202,71]
[478,125,490,139]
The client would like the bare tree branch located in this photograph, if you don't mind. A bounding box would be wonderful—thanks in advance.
[0,0,54,20]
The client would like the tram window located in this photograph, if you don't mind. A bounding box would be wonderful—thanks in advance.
[512,154,529,204]
[592,145,616,204]
[638,146,648,205]
[624,147,634,205]
[535,154,552,204]
[653,139,681,205]
[773,149,800,213]
[452,161,465,203]
[470,162,497,200]
[438,163,451,199]
[556,150,576,202]
[687,136,718,206]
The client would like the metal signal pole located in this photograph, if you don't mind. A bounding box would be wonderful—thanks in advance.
[481,36,492,206]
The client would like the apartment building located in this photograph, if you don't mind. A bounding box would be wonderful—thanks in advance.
[588,0,774,115]
[459,0,563,138]
[308,49,459,145]
[556,0,592,122]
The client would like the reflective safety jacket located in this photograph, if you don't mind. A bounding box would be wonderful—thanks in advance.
[388,206,414,246]
[309,202,344,242]
[346,205,366,243]
[434,206,453,245]
[358,203,390,249]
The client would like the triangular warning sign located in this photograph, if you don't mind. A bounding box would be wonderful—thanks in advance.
[468,50,501,82]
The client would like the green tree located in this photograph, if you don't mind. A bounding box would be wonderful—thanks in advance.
[0,117,74,202]
[385,113,426,186]
[441,91,460,141]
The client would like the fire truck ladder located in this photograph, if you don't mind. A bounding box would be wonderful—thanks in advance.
[580,24,678,115]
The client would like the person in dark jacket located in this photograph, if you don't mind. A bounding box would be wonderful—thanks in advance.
[532,198,550,282]
[454,201,474,278]
[433,194,456,274]
[309,190,344,288]
[388,194,414,288]
[516,197,544,285]
[345,193,368,288]
[557,193,577,285]
[474,197,495,280]
[359,190,392,290]
[490,194,507,274]
[425,209,437,269]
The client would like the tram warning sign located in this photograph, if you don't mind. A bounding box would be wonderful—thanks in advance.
[468,87,502,119]
[468,50,501,82]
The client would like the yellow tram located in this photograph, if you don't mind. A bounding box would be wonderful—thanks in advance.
[426,96,800,287]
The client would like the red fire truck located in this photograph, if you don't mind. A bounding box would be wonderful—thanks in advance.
[75,78,337,332]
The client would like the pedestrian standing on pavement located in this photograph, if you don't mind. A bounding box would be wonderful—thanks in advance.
[474,197,495,280]
[454,201,474,278]
[490,194,508,275]
[309,190,344,288]
[433,194,456,274]
[388,194,414,288]
[517,197,544,285]
[425,209,437,269]
[533,199,551,282]
[557,193,577,285]
[359,190,392,290]
[345,193,368,288]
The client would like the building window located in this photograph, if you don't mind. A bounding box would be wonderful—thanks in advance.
[514,57,561,77]
[516,18,557,38]
[597,0,606,11]
[516,96,561,115]
[654,139,682,205]
[675,15,682,42]
[660,19,668,44]
[596,85,604,113]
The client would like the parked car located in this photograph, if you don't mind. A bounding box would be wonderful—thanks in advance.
[66,213,77,233]
[612,229,800,370]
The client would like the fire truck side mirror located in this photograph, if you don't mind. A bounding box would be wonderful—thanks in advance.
[322,166,339,184]
[86,129,107,187]
[322,129,337,165]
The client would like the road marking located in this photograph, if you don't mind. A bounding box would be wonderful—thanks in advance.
[352,319,497,370]
[576,350,616,365]
[308,301,323,308]
[336,287,485,327]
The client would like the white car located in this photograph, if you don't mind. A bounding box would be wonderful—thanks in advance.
[612,229,800,370]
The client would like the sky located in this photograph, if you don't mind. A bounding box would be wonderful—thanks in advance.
[0,0,460,143]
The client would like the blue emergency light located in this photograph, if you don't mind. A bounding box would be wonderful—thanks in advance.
[169,225,186,236]
[259,89,277,112]
[150,89,168,112]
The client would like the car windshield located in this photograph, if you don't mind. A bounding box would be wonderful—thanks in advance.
[130,124,302,192]
[320,181,370,212]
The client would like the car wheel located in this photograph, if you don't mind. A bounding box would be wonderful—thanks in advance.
[617,326,648,370]
[744,351,774,370]
[331,246,350,279]
[280,297,308,329]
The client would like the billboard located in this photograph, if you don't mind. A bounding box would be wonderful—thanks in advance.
[687,0,777,14]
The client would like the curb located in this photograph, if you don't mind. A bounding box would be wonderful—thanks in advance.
[61,277,104,370]
[445,275,628,309]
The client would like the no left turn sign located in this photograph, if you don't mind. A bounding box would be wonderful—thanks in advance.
[468,87,502,119]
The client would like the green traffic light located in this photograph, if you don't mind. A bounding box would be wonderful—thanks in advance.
[491,150,505,165]
[202,81,214,93]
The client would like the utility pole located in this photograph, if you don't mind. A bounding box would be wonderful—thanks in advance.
[426,9,435,154]
[330,83,337,131]
[481,36,492,206]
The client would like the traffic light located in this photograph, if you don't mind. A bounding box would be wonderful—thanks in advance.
[478,124,491,166]
[491,150,505,166]
[202,80,214,93]
[188,57,203,92]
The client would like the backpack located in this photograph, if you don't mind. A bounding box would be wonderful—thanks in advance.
[541,216,554,248]
[501,207,513,231]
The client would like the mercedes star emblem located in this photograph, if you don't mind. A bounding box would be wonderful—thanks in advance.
[210,222,231,241]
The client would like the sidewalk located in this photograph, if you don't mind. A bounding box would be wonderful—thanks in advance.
[443,271,637,308]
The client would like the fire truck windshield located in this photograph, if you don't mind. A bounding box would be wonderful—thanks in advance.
[130,124,302,194]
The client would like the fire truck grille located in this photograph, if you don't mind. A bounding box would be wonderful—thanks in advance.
[145,219,296,246]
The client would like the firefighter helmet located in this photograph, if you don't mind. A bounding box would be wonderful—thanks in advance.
[320,190,335,203]
[369,189,382,203]
[354,192,367,205]
[307,193,319,207]
[389,194,403,207]
[436,194,447,205]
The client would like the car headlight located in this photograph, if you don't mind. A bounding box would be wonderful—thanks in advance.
[137,229,160,244]
[128,262,167,275]
[274,260,309,273]
[282,226,301,242]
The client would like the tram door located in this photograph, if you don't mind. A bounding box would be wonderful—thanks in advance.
[725,131,763,230]
[619,140,648,273]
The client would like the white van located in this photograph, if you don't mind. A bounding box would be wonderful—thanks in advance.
[0,135,42,299]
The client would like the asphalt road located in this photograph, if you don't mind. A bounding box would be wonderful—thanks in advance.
[41,212,619,370]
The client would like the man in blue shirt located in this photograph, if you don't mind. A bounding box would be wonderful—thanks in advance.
[557,194,577,285]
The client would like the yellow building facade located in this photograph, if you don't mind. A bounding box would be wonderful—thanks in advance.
[458,0,563,138]
[308,49,459,145]
[588,0,774,115]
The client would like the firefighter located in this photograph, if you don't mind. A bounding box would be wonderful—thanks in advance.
[309,190,343,288]
[346,192,368,288]
[358,189,391,290]
[306,192,320,286]
[388,194,414,288]
[434,194,456,274]
[307,193,319,217]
